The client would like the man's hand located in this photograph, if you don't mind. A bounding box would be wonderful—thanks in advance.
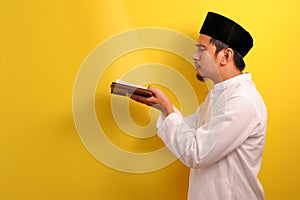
[127,86,174,116]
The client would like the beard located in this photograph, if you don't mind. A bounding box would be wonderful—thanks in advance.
[196,73,205,82]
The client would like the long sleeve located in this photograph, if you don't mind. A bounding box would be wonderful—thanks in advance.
[156,88,266,169]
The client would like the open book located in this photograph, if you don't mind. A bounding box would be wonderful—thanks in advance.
[110,79,153,97]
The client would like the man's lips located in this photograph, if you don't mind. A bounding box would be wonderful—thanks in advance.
[194,62,201,69]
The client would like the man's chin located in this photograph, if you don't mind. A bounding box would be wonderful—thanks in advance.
[196,74,205,82]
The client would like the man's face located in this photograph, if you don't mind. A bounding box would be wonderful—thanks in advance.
[193,34,222,82]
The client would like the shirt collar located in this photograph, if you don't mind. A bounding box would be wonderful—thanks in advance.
[211,73,252,92]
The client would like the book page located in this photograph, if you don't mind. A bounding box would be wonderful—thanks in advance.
[115,79,148,89]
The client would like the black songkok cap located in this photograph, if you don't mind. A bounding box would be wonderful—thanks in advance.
[200,12,253,57]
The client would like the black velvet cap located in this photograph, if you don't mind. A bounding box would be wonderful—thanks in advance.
[200,12,253,57]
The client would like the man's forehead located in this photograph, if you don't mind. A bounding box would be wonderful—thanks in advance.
[197,34,212,45]
[196,34,216,53]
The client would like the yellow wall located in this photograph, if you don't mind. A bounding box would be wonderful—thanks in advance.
[1,0,300,199]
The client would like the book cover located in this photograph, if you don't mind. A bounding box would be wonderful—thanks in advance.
[110,79,153,97]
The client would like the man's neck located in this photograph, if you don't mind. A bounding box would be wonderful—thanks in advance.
[214,68,242,84]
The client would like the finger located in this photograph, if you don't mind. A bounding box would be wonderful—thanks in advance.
[148,85,160,97]
[129,93,153,105]
[148,85,156,92]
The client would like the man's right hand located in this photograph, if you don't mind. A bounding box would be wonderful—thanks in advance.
[128,86,174,116]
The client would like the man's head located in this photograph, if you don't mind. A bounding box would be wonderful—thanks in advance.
[193,12,253,83]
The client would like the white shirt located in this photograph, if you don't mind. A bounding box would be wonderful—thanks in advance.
[156,73,267,200]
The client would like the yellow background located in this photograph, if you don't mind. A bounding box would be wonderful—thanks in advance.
[1,0,300,199]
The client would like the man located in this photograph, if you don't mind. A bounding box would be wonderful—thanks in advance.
[129,12,267,200]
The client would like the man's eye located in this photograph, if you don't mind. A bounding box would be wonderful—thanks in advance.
[198,46,206,51]
[195,44,206,51]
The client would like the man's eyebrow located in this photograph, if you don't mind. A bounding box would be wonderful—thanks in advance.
[195,43,206,48]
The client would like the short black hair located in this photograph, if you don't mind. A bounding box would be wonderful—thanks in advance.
[210,38,246,71]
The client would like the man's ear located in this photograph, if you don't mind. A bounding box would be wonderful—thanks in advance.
[220,48,234,66]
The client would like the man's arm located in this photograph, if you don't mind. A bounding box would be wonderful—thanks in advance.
[157,95,265,168]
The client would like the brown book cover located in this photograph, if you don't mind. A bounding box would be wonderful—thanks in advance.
[110,81,153,97]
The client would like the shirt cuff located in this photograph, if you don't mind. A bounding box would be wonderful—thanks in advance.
[156,107,182,139]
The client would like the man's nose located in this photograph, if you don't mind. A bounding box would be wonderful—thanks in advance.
[193,52,200,61]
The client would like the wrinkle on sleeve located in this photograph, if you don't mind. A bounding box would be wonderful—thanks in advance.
[156,96,263,169]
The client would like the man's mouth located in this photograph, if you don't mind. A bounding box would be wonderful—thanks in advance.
[194,62,201,69]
